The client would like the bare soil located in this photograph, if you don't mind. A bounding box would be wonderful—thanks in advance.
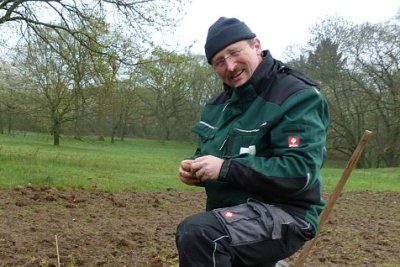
[0,186,399,267]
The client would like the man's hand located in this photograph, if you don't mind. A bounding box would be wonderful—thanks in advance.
[178,159,200,186]
[190,155,224,182]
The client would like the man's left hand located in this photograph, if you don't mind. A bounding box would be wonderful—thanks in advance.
[190,155,224,182]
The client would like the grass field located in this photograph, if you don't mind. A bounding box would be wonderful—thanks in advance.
[1,133,400,267]
[0,132,399,192]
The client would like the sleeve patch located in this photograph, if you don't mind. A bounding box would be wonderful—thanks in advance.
[288,136,300,147]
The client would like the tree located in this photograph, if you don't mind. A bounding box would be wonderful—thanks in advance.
[18,31,76,145]
[288,16,400,167]
[88,50,137,143]
[303,38,371,165]
[0,0,189,60]
[0,60,26,134]
[131,48,219,141]
[1,0,191,144]
[135,48,193,141]
[349,22,400,167]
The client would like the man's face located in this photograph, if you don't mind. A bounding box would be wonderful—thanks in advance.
[211,39,262,88]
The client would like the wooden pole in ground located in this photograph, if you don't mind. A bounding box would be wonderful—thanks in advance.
[55,235,61,267]
[294,130,373,267]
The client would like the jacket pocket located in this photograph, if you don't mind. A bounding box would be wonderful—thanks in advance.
[222,122,271,157]
[191,121,216,142]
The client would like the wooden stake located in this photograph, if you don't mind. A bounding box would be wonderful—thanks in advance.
[294,130,373,267]
[55,234,61,267]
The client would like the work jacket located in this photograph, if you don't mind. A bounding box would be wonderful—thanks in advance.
[191,51,329,232]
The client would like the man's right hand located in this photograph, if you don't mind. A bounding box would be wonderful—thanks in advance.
[179,159,200,186]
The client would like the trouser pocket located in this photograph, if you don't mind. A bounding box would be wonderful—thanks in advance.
[212,198,287,246]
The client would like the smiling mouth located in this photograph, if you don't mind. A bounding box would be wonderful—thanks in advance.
[231,69,244,79]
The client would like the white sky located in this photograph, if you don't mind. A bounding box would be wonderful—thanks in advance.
[160,0,400,59]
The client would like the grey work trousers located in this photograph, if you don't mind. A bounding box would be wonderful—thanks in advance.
[176,199,314,267]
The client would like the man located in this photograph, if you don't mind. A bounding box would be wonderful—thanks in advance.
[176,17,329,267]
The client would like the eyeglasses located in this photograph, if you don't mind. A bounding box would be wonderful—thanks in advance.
[212,47,243,70]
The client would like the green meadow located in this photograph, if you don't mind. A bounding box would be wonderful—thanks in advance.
[0,132,399,192]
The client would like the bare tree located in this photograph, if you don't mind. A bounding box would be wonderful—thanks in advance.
[128,49,220,141]
[304,38,370,165]
[0,0,189,59]
[289,16,400,167]
[18,32,76,145]
[0,60,26,134]
[349,22,400,167]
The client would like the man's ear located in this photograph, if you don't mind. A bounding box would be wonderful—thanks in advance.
[254,38,262,54]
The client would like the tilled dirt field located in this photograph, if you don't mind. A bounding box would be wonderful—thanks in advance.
[0,186,399,267]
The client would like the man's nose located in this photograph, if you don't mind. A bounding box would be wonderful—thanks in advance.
[225,57,236,70]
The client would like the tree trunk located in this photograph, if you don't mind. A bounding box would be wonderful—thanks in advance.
[0,112,3,134]
[52,118,61,146]
[7,111,12,134]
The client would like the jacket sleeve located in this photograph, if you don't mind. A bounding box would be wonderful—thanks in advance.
[218,88,329,198]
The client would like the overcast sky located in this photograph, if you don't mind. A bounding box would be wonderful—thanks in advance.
[159,0,399,59]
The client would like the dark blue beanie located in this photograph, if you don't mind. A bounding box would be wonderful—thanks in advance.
[205,17,256,64]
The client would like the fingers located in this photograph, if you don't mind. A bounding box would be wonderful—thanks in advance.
[191,157,212,181]
[180,176,200,186]
[179,162,193,179]
[190,157,205,172]
[179,156,223,184]
[193,156,224,181]
[179,169,200,185]
[184,158,205,177]
[179,159,200,186]
[180,159,193,171]
[194,168,205,180]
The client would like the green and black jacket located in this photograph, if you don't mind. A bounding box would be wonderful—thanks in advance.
[191,51,329,232]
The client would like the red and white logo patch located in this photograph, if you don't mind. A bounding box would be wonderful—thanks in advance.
[223,211,235,218]
[288,136,300,148]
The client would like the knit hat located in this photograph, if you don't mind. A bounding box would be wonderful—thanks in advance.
[204,17,256,64]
